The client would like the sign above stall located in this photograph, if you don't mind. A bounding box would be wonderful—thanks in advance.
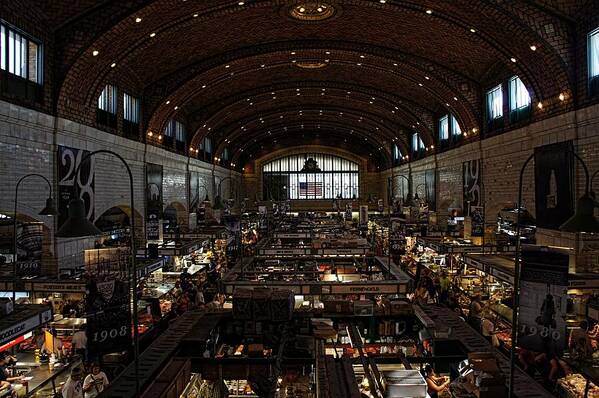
[0,307,52,345]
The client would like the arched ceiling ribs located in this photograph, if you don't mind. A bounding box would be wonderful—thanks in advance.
[229,125,392,169]
[208,109,407,160]
[145,47,481,142]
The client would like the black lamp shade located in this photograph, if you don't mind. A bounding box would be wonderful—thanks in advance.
[559,195,599,233]
[56,198,102,237]
[39,197,59,216]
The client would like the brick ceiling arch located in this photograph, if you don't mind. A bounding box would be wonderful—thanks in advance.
[208,108,405,161]
[49,0,576,166]
[187,88,433,152]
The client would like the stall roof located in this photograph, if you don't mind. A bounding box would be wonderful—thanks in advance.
[463,254,599,289]
[417,237,516,254]
[0,304,52,345]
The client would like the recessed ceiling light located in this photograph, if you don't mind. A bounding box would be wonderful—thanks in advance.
[418,83,423,87]
[453,96,458,101]
[357,63,362,66]
[135,17,142,23]
[559,93,565,101]
[261,64,265,68]
[291,51,296,55]
[510,57,517,63]
[92,50,99,56]
[238,1,244,5]
[530,45,537,51]
[424,76,430,80]
[360,55,365,58]
[380,0,386,3]
[325,51,331,55]
[393,63,398,66]
[174,106,178,110]
[110,62,116,68]
[202,85,206,88]
[292,60,296,63]
[166,100,170,104]
[193,13,198,17]
[225,65,230,68]
[470,28,476,33]
[149,32,156,38]
[537,102,543,109]
[425,9,432,14]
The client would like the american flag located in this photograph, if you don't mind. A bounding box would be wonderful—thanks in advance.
[299,182,323,196]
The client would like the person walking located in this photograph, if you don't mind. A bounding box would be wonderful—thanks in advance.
[62,367,84,398]
[82,363,109,398]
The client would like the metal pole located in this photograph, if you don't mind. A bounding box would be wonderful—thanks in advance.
[12,174,53,304]
[73,150,140,397]
[387,169,393,280]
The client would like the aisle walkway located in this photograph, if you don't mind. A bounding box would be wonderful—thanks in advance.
[418,305,554,398]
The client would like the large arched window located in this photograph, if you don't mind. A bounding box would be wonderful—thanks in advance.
[262,153,359,200]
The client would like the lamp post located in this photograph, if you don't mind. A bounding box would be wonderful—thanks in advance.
[508,150,599,397]
[12,174,58,303]
[55,150,141,398]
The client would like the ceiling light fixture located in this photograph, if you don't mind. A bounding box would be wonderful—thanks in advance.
[110,63,116,68]
[425,9,432,14]
[530,45,537,51]
[537,102,543,109]
[559,93,565,101]
[193,13,198,17]
[149,32,156,38]
[166,100,170,104]
[135,17,142,23]
[174,106,179,110]
[510,57,517,63]
[470,28,476,33]
[92,50,99,56]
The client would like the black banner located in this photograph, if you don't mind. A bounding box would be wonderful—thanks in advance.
[84,248,132,359]
[425,169,436,211]
[145,164,163,241]
[520,248,569,352]
[534,141,574,230]
[15,222,43,277]
[57,145,95,229]
[463,159,482,215]
[189,171,199,214]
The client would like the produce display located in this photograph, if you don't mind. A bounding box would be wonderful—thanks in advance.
[557,373,599,398]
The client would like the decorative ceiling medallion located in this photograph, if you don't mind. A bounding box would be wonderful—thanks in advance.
[289,2,335,21]
[295,61,328,69]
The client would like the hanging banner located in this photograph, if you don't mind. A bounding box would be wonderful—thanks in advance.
[15,222,43,277]
[463,159,482,216]
[519,248,569,354]
[425,169,436,211]
[345,203,353,221]
[57,145,95,229]
[84,247,132,359]
[470,206,484,237]
[146,163,163,241]
[189,171,199,215]
[534,141,574,230]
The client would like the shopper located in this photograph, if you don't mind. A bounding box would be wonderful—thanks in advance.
[569,320,593,361]
[82,363,109,398]
[414,281,430,305]
[71,325,88,361]
[439,273,451,304]
[467,294,483,331]
[481,314,499,348]
[0,353,20,397]
[62,367,84,398]
[423,365,450,398]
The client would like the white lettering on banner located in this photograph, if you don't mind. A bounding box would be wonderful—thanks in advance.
[0,309,51,345]
[330,285,398,294]
[33,283,86,293]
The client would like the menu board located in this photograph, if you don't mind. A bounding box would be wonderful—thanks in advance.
[57,145,95,229]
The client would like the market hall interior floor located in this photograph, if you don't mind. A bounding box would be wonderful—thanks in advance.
[1,1,599,398]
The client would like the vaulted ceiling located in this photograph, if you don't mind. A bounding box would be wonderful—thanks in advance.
[25,0,590,169]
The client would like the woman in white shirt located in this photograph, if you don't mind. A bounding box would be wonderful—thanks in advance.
[62,367,83,398]
[82,364,109,398]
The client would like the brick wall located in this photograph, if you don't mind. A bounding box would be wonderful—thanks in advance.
[0,100,231,273]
